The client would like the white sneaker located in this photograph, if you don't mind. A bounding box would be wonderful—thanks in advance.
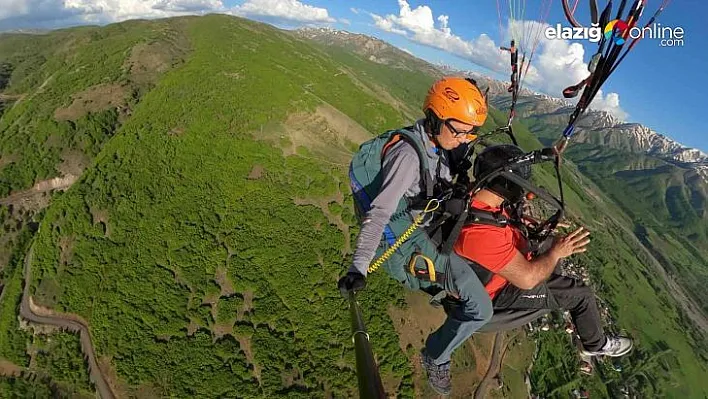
[581,336,633,357]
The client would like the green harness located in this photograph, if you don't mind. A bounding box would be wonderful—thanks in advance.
[349,127,449,290]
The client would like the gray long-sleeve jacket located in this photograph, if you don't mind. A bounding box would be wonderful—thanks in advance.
[349,120,452,276]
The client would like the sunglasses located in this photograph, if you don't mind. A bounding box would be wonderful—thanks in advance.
[445,119,481,140]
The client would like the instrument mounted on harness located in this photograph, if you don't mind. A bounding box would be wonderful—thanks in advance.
[427,146,565,255]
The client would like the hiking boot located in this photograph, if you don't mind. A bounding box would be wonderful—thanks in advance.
[581,336,633,357]
[420,349,452,396]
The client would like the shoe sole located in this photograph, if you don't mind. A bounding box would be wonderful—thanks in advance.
[580,341,633,358]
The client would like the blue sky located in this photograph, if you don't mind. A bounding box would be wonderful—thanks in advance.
[1,0,705,152]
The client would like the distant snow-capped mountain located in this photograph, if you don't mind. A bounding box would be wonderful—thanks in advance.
[580,123,708,163]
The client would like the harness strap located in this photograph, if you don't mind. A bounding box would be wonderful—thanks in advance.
[468,260,495,286]
[381,129,434,200]
[439,208,468,254]
[408,253,437,282]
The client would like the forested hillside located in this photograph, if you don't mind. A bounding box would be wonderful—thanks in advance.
[1,14,706,398]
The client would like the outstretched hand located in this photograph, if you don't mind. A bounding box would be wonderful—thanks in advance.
[338,272,366,298]
[550,226,591,259]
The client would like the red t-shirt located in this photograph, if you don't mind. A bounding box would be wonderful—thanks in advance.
[453,199,530,299]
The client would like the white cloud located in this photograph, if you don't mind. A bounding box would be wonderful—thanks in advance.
[369,0,626,120]
[0,0,335,30]
[339,18,351,26]
[371,13,407,35]
[349,7,360,15]
[231,0,335,23]
[589,90,629,120]
[80,0,222,22]
[369,1,506,72]
[153,0,222,12]
[0,0,223,29]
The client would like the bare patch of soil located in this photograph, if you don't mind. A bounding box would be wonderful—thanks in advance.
[259,103,372,165]
[381,373,403,398]
[57,149,89,177]
[0,93,23,101]
[203,292,219,307]
[0,175,78,212]
[34,175,77,192]
[0,359,23,377]
[186,318,200,336]
[123,39,187,85]
[236,334,261,383]
[450,347,485,399]
[388,291,446,352]
[0,153,20,171]
[247,165,264,180]
[314,104,372,145]
[19,318,63,335]
[212,322,235,339]
[168,127,185,137]
[388,291,447,398]
[54,83,128,121]
[222,71,244,80]
[281,368,300,388]
[238,290,254,321]
[215,266,235,297]
[388,291,498,397]
[90,207,110,237]
[469,333,497,378]
[58,235,75,267]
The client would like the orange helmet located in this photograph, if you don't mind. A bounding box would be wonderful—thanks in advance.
[423,77,488,129]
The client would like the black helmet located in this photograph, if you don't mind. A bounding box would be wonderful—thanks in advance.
[473,144,531,204]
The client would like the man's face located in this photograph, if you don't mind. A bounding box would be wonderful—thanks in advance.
[437,119,478,150]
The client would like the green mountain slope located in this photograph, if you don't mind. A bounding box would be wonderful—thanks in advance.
[0,15,706,398]
[3,14,424,398]
[527,117,708,316]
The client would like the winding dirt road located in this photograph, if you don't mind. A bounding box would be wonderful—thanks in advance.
[473,332,504,399]
[0,175,77,208]
[20,244,116,399]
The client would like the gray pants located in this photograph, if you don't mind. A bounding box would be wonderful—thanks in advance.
[493,273,606,351]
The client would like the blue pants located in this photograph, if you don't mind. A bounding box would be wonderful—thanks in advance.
[378,229,492,365]
[423,251,493,365]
